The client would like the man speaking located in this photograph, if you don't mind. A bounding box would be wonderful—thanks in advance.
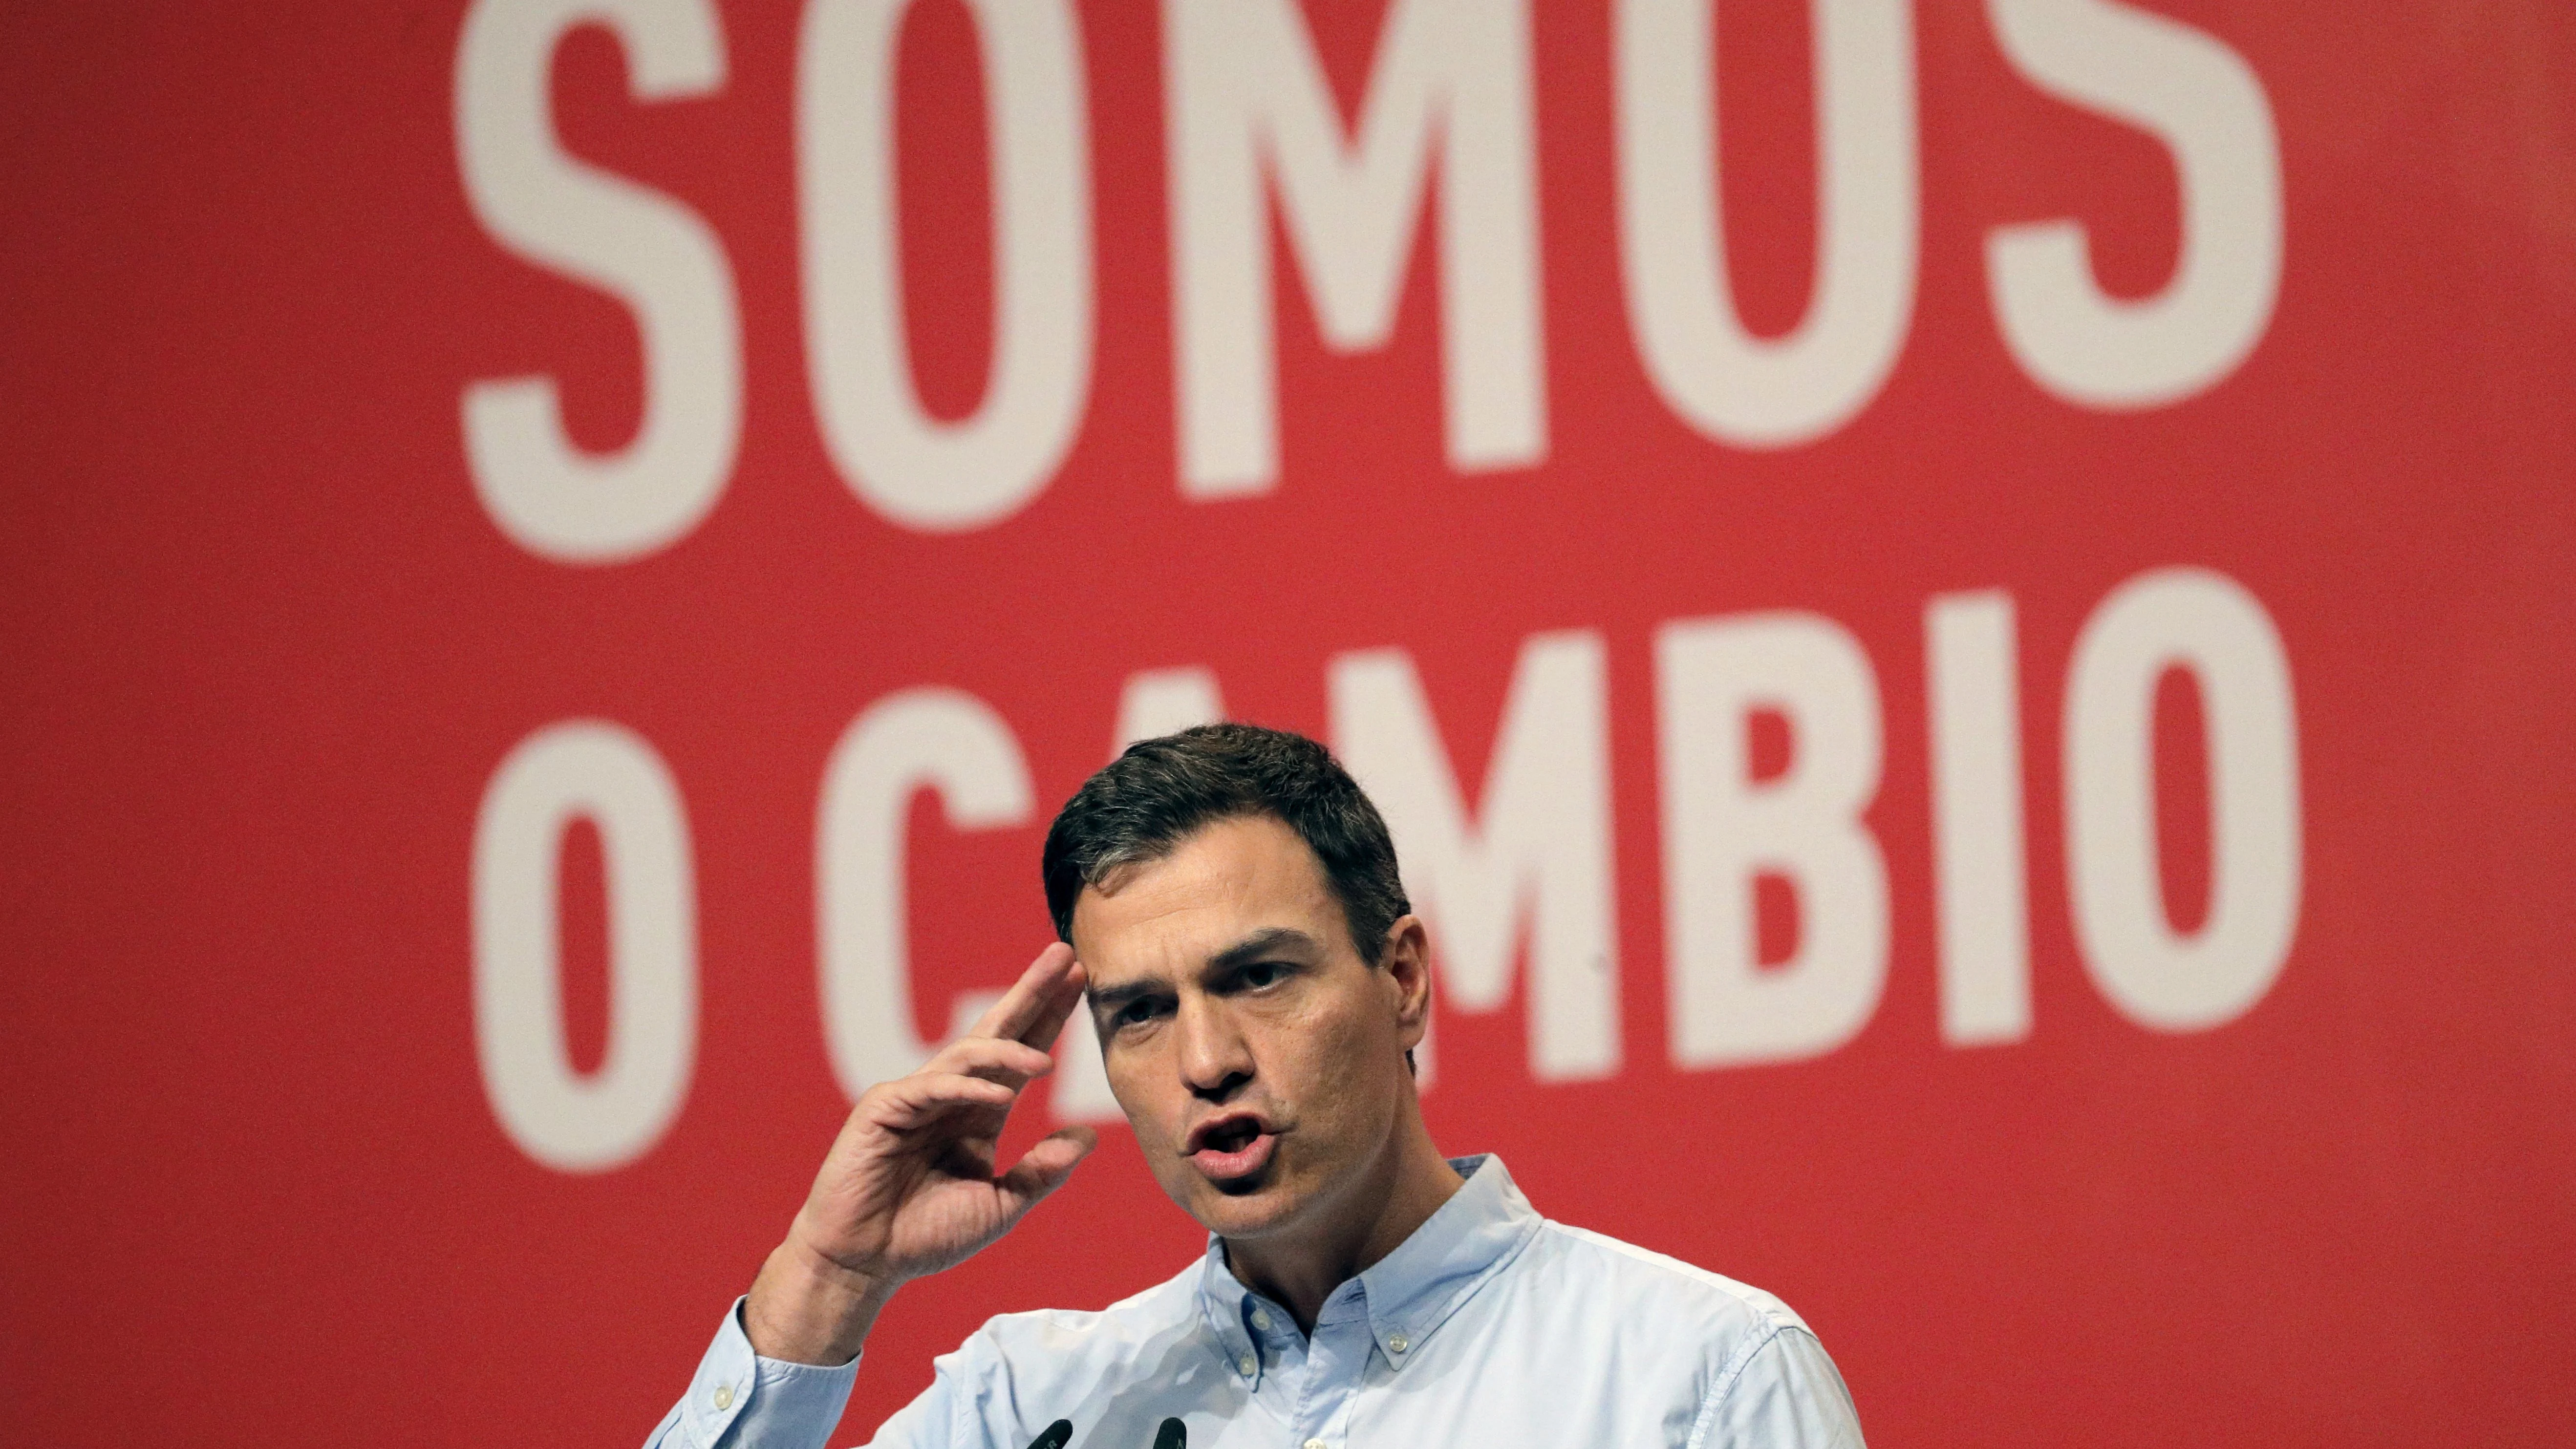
[646,725,1865,1449]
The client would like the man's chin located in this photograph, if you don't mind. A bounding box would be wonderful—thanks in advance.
[1185,1173,1307,1238]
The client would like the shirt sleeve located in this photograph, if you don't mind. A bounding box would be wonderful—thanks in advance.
[641,1298,864,1449]
[1685,1325,1866,1449]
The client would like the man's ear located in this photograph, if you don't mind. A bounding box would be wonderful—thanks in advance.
[1379,915,1432,1049]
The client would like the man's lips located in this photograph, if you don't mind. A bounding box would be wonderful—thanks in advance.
[1182,1110,1273,1154]
[1188,1130,1276,1181]
[1183,1112,1278,1181]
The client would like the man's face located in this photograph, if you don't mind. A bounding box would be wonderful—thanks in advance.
[1071,814,1426,1243]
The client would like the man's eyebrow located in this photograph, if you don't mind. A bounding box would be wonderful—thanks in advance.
[1206,926,1322,976]
[1086,977,1162,1013]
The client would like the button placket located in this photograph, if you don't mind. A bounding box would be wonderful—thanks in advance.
[1288,1289,1374,1449]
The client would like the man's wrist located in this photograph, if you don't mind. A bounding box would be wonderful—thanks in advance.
[744,1236,899,1367]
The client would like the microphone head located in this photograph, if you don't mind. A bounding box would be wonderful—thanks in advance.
[1025,1420,1074,1449]
[1153,1417,1187,1449]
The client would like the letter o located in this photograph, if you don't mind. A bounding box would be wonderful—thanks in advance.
[799,0,1094,531]
[2063,567,2301,1031]
[472,721,699,1171]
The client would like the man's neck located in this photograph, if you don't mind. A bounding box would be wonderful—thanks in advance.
[1221,1111,1464,1335]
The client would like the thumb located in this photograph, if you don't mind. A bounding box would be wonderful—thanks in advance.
[996,1125,1097,1213]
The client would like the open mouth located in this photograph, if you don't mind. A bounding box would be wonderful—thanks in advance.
[1185,1113,1277,1184]
[1203,1118,1261,1153]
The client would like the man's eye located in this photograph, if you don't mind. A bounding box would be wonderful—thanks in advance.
[1115,1000,1163,1027]
[1241,963,1285,990]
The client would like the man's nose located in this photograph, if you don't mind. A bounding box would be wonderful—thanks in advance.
[1173,993,1253,1100]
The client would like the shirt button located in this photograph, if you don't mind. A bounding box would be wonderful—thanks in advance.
[713,1385,734,1410]
[1388,1334,1410,1354]
[1238,1355,1257,1377]
[1250,1309,1271,1331]
[1304,1439,1328,1449]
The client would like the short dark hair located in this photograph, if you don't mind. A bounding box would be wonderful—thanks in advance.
[1042,723,1410,965]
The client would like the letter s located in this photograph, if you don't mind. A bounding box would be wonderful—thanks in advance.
[455,0,744,563]
[1985,0,2282,409]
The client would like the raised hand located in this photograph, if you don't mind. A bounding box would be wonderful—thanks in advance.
[744,944,1100,1364]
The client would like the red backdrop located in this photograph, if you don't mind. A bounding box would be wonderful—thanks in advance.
[4,2,2572,1446]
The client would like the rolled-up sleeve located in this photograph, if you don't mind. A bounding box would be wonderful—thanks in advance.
[1687,1325,1866,1449]
[643,1299,862,1449]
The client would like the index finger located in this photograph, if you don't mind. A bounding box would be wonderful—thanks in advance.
[967,942,1085,1046]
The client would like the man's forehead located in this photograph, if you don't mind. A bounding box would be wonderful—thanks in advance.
[1070,815,1336,981]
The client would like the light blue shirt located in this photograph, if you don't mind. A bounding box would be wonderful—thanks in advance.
[648,1156,1864,1449]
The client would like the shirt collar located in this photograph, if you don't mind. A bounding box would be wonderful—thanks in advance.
[1196,1153,1543,1381]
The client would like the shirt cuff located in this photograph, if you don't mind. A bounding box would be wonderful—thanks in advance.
[671,1297,861,1449]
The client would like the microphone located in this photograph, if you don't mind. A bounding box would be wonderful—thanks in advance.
[1020,1415,1185,1448]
